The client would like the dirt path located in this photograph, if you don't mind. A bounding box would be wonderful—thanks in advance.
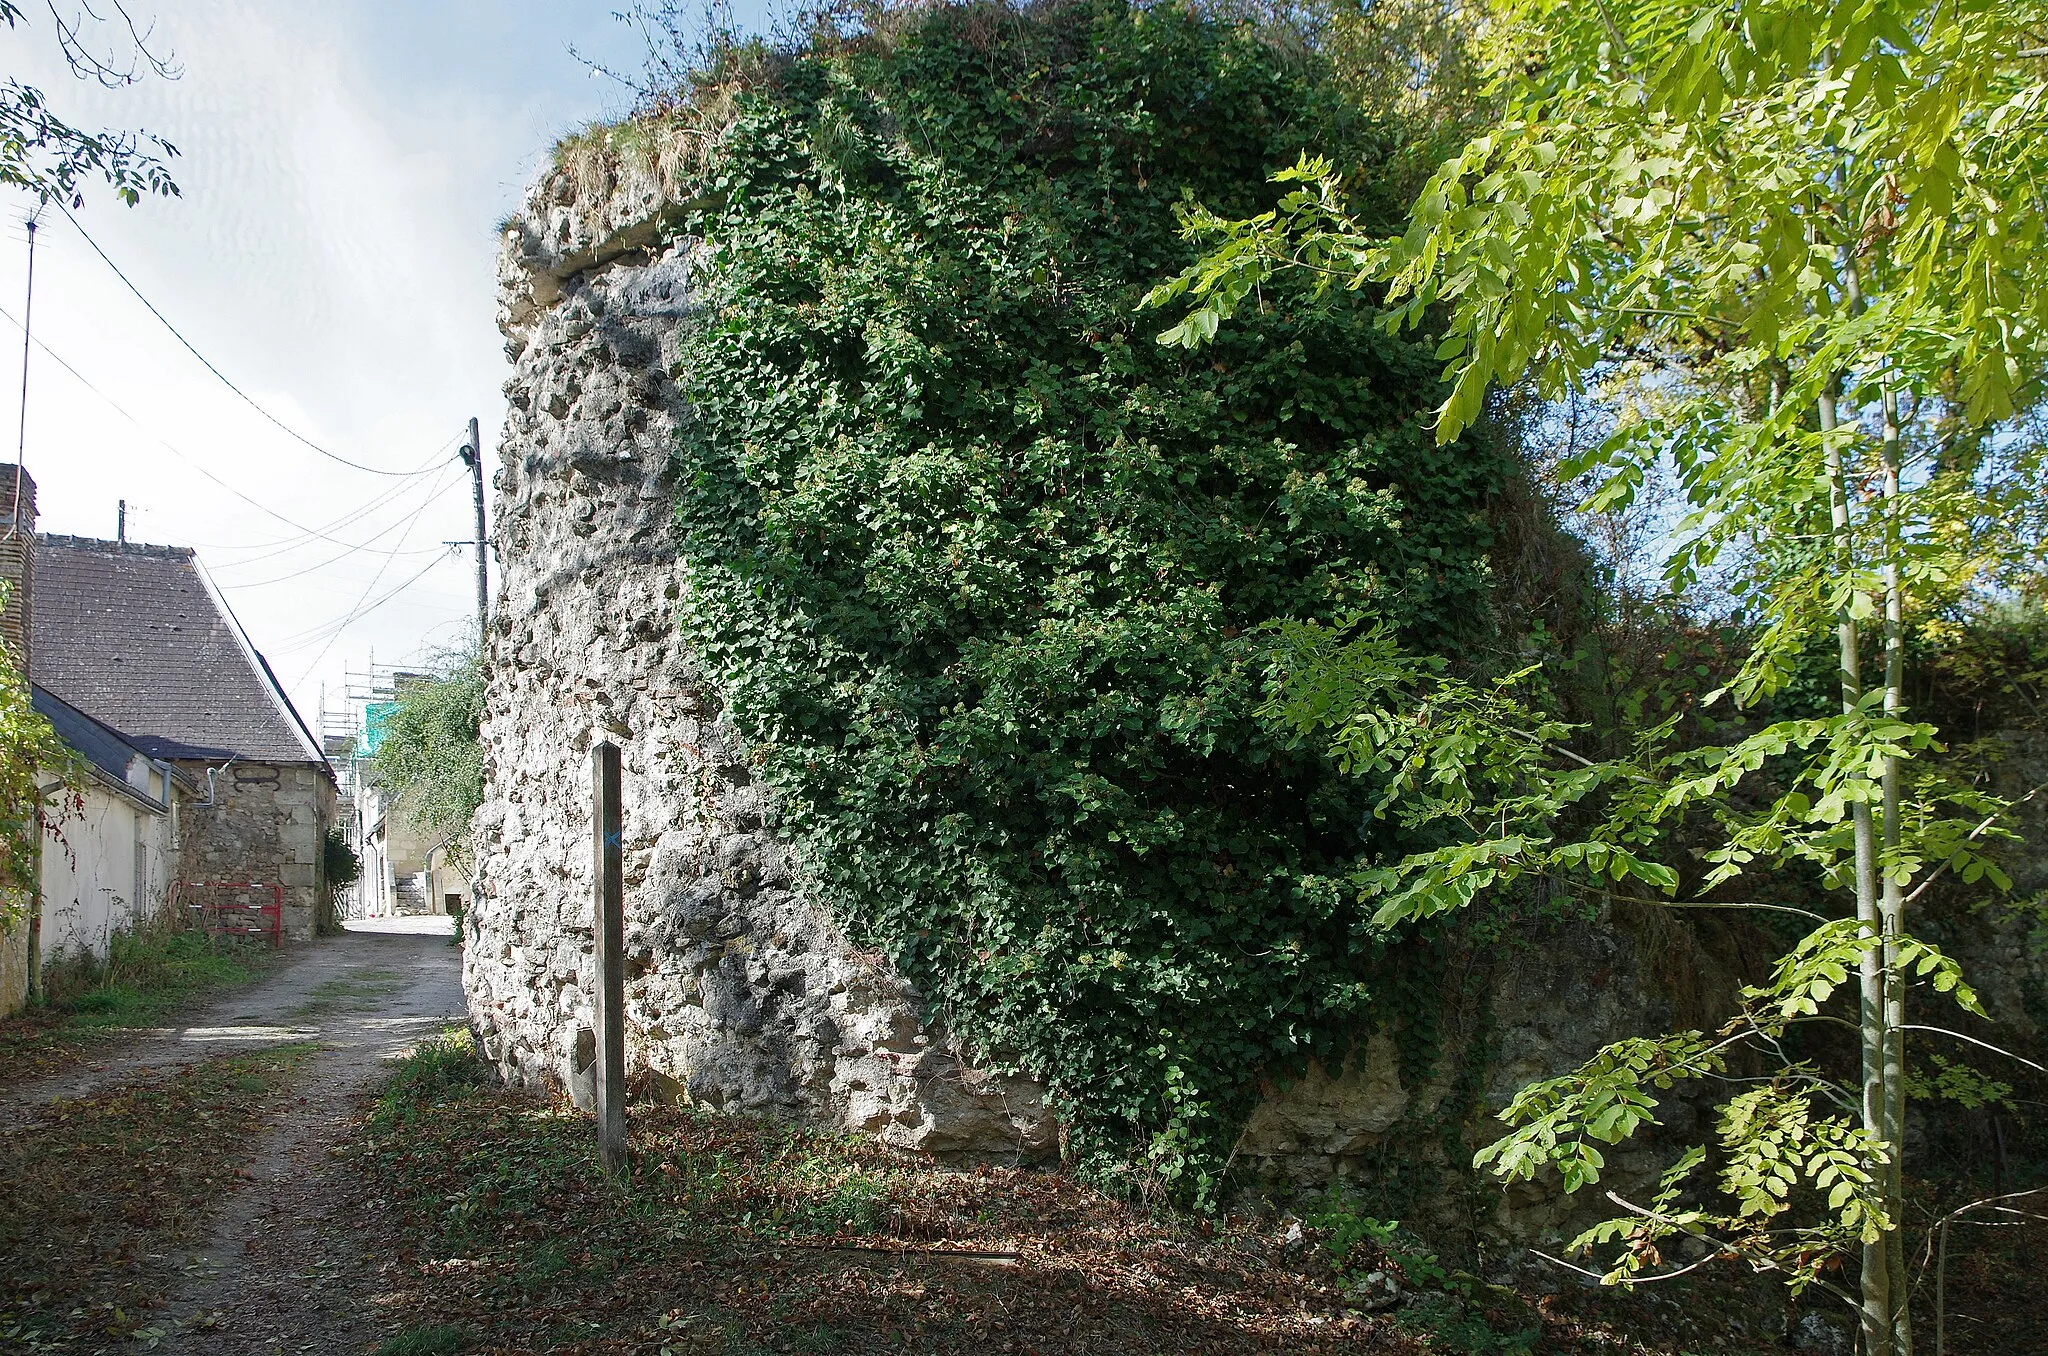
[0,917,465,1126]
[129,919,464,1355]
[1,919,469,1354]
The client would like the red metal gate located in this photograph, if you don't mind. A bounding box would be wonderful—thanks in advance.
[170,881,284,948]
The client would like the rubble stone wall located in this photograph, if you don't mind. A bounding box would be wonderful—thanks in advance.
[467,161,1053,1163]
[173,761,334,942]
[467,158,1774,1219]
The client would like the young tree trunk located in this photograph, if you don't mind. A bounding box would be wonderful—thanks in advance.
[1879,386,1913,1355]
[1823,387,1895,1356]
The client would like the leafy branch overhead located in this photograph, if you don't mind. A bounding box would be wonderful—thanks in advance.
[1148,0,2048,1347]
[0,0,179,207]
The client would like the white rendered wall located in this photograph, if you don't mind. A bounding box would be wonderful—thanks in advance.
[39,784,171,962]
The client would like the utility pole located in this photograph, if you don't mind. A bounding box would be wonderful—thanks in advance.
[9,215,35,543]
[117,498,126,547]
[458,416,488,632]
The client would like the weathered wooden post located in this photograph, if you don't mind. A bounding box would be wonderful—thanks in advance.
[591,739,628,1173]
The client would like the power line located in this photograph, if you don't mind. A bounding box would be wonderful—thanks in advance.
[0,300,460,555]
[50,198,433,479]
[223,538,453,590]
[278,550,459,661]
[260,458,464,640]
[204,456,459,567]
[277,459,469,680]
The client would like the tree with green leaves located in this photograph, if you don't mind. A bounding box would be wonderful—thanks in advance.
[368,646,484,878]
[1,0,179,207]
[1148,0,2048,1349]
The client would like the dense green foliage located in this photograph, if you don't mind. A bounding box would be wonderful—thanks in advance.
[323,825,362,890]
[667,0,1506,1195]
[369,647,484,869]
[1149,0,2048,1342]
[319,825,362,936]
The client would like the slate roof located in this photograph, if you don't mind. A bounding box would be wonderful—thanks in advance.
[31,683,169,814]
[30,535,327,768]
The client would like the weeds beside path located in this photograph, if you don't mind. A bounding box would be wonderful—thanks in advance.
[350,1035,1891,1356]
[350,1034,1404,1355]
[0,931,285,1088]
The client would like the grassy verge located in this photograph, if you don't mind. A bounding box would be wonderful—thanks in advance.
[0,1044,312,1350]
[0,927,283,1084]
[347,1033,1826,1356]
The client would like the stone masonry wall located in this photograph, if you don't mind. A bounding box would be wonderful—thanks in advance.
[467,160,1054,1163]
[467,153,1806,1223]
[174,761,334,942]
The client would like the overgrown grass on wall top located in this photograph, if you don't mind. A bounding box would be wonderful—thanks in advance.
[666,0,1510,1203]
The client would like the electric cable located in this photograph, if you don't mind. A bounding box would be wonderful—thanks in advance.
[9,214,35,541]
[266,457,465,640]
[224,537,453,590]
[277,550,459,660]
[275,459,469,681]
[51,198,432,478]
[205,457,459,569]
[0,300,461,555]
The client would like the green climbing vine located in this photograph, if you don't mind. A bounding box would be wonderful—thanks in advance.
[665,0,1508,1201]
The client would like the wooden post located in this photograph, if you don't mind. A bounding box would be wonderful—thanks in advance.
[591,740,628,1173]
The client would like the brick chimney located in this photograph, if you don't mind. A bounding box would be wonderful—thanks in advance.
[0,465,34,675]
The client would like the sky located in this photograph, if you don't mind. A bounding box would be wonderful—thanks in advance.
[2,0,768,743]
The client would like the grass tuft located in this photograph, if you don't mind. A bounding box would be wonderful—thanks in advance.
[374,1324,469,1356]
[372,1026,492,1129]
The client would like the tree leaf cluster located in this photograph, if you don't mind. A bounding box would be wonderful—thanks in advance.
[0,0,178,207]
[367,646,484,871]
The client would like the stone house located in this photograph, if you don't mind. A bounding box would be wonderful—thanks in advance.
[325,672,474,922]
[25,523,336,946]
[350,736,472,920]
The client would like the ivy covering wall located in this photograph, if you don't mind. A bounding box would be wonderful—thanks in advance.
[667,0,1508,1197]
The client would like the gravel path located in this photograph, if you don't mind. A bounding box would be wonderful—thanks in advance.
[146,920,467,1355]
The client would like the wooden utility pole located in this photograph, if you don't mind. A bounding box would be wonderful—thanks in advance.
[591,739,628,1173]
[458,417,488,630]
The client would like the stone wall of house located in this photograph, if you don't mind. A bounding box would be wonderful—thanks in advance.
[173,761,334,942]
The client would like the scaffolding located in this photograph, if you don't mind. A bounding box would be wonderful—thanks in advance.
[318,660,425,921]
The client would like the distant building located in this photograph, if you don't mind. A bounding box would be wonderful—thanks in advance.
[335,682,470,921]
